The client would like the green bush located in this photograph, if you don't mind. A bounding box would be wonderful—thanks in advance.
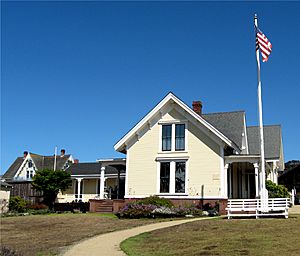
[8,196,29,213]
[266,180,290,198]
[136,196,173,208]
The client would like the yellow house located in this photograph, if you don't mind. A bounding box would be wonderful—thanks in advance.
[114,92,284,209]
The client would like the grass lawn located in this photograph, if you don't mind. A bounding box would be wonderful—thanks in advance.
[0,213,164,256]
[121,215,300,256]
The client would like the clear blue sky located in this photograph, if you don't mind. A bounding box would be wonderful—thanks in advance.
[1,1,299,174]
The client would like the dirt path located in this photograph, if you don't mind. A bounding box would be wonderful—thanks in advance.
[62,217,213,256]
[290,205,300,214]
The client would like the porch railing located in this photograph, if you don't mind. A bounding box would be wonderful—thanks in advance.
[57,194,102,203]
[226,198,290,219]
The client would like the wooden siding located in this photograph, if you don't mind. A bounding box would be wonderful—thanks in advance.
[126,108,222,198]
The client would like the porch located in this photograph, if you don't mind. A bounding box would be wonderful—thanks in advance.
[57,163,126,203]
[224,155,289,218]
[224,155,277,199]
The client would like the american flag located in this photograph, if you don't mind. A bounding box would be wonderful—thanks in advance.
[255,26,272,62]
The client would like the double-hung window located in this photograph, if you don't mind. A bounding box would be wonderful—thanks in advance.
[161,123,186,151]
[159,161,186,194]
[162,125,172,151]
[175,124,185,151]
[160,162,170,193]
[175,162,186,193]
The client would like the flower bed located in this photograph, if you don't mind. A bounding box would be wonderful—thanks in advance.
[116,203,203,219]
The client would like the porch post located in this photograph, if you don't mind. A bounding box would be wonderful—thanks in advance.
[224,164,229,198]
[100,166,105,199]
[228,165,232,198]
[253,163,259,198]
[76,178,82,201]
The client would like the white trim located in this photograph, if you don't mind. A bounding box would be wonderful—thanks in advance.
[124,149,129,198]
[71,174,125,178]
[266,159,280,162]
[171,123,175,151]
[158,121,162,153]
[156,159,188,195]
[114,92,239,153]
[124,195,227,199]
[155,156,189,161]
[159,121,188,154]
[170,161,175,193]
[243,114,249,154]
[14,154,30,178]
[185,121,189,152]
[156,161,160,194]
[225,155,261,164]
[220,145,225,197]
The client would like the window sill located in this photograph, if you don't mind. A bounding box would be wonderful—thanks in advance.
[156,193,188,196]
[158,151,188,154]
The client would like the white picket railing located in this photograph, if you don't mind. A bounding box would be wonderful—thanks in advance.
[226,198,290,219]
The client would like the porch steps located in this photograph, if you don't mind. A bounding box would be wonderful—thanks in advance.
[95,200,113,213]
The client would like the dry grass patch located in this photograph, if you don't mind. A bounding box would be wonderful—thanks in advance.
[0,213,161,256]
[121,215,300,256]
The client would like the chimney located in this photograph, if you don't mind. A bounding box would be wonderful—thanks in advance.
[23,151,28,158]
[192,101,202,115]
[60,149,66,157]
[74,159,79,164]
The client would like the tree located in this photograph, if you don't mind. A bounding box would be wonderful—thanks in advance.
[285,160,300,171]
[266,180,290,198]
[32,169,72,209]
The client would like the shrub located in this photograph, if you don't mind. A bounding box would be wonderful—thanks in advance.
[136,196,173,208]
[173,206,203,217]
[116,203,203,219]
[8,197,28,213]
[266,180,290,198]
[116,204,157,218]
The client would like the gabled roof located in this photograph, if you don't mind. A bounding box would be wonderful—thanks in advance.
[2,153,72,180]
[66,163,125,176]
[30,153,72,171]
[2,157,24,180]
[247,125,282,159]
[202,111,245,149]
[114,92,240,153]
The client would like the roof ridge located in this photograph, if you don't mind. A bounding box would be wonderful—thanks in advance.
[29,153,43,157]
[203,110,245,115]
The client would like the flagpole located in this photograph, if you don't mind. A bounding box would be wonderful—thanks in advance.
[254,14,267,207]
[54,146,57,171]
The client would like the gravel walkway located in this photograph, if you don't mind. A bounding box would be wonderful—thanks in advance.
[63,217,213,256]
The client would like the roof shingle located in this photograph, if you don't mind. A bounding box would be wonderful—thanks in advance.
[202,111,245,149]
[247,125,282,159]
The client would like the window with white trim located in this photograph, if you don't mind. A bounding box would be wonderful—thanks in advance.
[175,162,186,193]
[162,125,172,151]
[160,162,170,193]
[161,123,186,151]
[159,161,186,194]
[175,124,185,151]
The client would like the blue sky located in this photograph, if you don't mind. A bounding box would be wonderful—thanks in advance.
[1,1,299,174]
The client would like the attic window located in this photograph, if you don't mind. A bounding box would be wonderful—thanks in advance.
[161,123,186,152]
[28,160,33,168]
[162,125,172,151]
